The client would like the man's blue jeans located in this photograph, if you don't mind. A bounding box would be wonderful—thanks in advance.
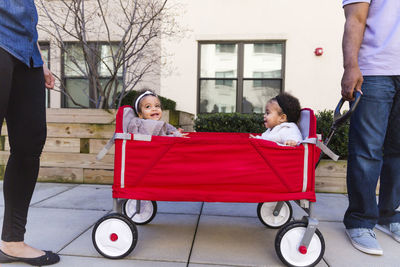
[344,76,400,229]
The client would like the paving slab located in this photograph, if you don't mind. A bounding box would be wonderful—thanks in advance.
[29,183,78,206]
[0,261,31,267]
[190,215,328,267]
[189,264,251,267]
[0,181,76,206]
[202,202,258,217]
[32,184,112,211]
[61,213,198,263]
[312,194,348,222]
[189,215,283,266]
[0,207,108,252]
[0,255,186,267]
[157,201,203,214]
[51,255,186,267]
[290,194,348,223]
[318,221,400,267]
[1,184,399,267]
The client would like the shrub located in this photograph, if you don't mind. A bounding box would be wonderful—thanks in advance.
[194,110,350,159]
[118,90,176,111]
[316,110,349,159]
[194,113,265,133]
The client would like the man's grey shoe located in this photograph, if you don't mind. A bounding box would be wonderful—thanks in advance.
[345,228,383,255]
[376,222,400,243]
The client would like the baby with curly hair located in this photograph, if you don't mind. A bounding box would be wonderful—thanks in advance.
[127,89,184,137]
[253,92,303,146]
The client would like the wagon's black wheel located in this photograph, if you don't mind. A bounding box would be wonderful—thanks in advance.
[122,199,157,225]
[257,201,292,228]
[92,213,138,259]
[275,221,325,267]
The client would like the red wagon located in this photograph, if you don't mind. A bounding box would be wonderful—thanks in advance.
[92,102,347,267]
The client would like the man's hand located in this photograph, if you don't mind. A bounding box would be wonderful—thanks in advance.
[43,64,55,89]
[341,66,363,101]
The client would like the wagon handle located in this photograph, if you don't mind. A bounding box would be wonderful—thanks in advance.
[316,91,362,167]
[332,91,362,130]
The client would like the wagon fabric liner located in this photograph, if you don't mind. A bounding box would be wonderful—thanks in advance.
[112,106,320,203]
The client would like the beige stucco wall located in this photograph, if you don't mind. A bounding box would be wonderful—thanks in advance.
[36,0,346,113]
[160,0,346,114]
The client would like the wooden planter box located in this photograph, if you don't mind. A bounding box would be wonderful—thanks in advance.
[0,108,194,184]
[315,160,347,193]
[315,159,380,194]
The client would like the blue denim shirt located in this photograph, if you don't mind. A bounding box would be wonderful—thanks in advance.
[0,0,43,68]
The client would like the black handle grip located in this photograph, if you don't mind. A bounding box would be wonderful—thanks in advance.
[333,91,362,129]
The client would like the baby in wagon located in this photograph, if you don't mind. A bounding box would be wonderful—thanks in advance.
[251,92,303,146]
[126,89,184,137]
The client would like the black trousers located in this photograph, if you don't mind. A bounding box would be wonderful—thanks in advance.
[0,47,47,242]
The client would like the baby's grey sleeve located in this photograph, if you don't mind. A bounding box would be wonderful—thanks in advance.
[166,123,177,133]
[165,123,182,137]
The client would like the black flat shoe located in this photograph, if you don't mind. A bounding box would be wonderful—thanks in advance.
[0,249,60,266]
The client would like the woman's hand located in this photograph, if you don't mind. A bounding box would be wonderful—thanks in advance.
[43,64,55,89]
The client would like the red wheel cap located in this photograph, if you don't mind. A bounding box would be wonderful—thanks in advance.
[299,245,307,254]
[110,233,118,242]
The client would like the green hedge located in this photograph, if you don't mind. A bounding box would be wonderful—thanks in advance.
[194,113,265,133]
[118,90,176,111]
[194,111,349,158]
[316,110,349,159]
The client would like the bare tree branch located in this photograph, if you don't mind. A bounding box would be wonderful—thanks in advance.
[38,0,182,109]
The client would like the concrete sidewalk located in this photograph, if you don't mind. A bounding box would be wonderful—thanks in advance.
[0,182,399,267]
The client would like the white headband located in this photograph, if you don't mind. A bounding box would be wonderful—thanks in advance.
[134,90,157,115]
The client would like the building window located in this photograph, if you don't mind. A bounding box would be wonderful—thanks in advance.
[216,44,236,54]
[39,42,50,108]
[198,41,284,114]
[62,43,123,108]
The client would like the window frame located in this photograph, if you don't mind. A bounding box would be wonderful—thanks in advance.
[39,42,50,108]
[61,42,123,108]
[197,40,286,114]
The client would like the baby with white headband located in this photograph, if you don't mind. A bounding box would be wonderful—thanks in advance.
[126,89,184,137]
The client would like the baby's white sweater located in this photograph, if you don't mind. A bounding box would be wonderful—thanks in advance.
[256,122,303,145]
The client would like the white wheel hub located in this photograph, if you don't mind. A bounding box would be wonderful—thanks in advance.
[261,202,290,227]
[94,218,133,257]
[280,226,322,266]
[125,200,154,223]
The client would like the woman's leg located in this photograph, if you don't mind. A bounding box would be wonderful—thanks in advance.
[1,48,47,257]
[0,47,14,134]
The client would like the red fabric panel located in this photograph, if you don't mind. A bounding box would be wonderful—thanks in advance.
[112,132,317,203]
[113,139,123,189]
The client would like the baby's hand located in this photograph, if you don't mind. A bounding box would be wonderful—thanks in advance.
[181,132,190,138]
[174,131,190,138]
[178,128,184,133]
[249,134,256,138]
[284,140,298,146]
